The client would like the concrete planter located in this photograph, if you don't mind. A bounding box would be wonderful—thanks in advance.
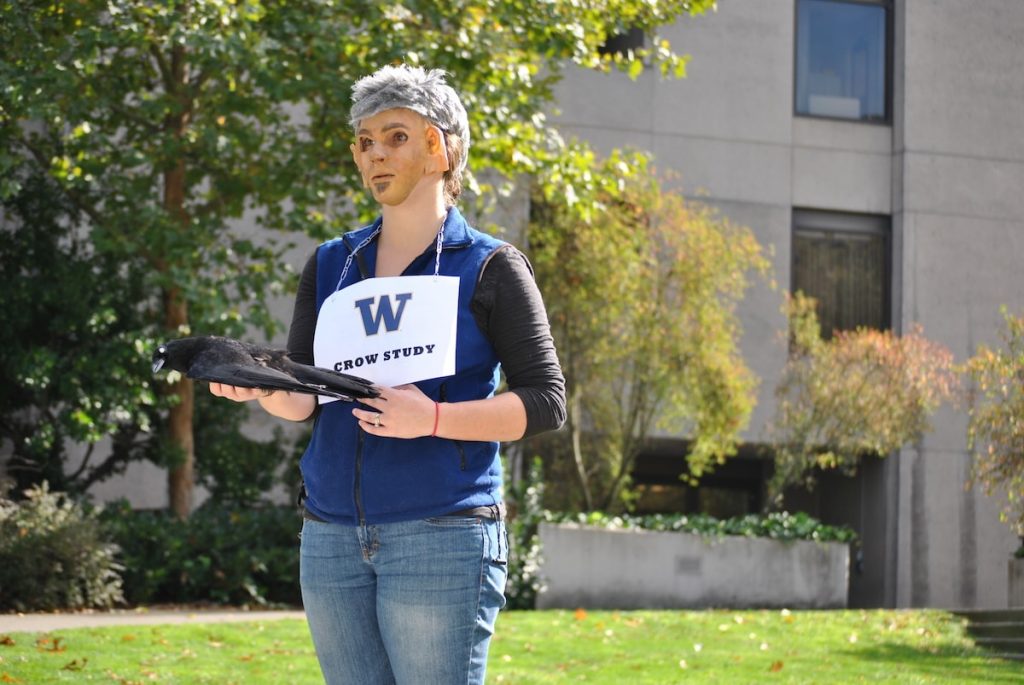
[536,522,849,610]
[1010,557,1024,608]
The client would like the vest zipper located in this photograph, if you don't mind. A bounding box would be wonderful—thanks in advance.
[440,384,467,471]
[354,430,366,525]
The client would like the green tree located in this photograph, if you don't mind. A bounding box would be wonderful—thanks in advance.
[0,169,159,496]
[529,154,769,511]
[965,308,1024,539]
[1,0,716,515]
[767,293,959,505]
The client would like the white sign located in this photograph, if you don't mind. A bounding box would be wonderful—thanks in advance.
[313,275,460,403]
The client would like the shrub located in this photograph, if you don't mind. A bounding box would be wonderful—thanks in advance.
[965,308,1024,539]
[542,509,857,544]
[101,502,302,607]
[504,457,547,610]
[0,482,124,612]
[769,293,958,503]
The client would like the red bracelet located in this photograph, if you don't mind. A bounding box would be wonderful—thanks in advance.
[431,401,441,437]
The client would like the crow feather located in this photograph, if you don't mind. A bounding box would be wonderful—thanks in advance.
[152,336,379,401]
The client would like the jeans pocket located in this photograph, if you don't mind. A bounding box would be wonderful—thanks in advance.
[490,520,509,566]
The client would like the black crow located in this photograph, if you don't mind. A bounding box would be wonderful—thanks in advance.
[151,336,380,401]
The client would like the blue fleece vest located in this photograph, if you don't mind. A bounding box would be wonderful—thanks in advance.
[300,207,508,525]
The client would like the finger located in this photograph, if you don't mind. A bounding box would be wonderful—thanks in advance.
[358,395,387,409]
[352,408,381,423]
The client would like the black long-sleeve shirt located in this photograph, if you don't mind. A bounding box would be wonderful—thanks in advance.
[286,244,566,437]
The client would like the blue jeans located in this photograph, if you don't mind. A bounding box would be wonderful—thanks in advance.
[300,515,508,685]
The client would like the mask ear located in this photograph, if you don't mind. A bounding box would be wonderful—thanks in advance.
[425,126,450,175]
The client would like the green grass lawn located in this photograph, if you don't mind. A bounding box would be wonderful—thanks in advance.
[0,609,1018,684]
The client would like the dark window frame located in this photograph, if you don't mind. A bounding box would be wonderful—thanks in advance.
[791,208,892,337]
[793,0,893,125]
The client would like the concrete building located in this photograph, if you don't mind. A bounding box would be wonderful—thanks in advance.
[550,0,1023,609]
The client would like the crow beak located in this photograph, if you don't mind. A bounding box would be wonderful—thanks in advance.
[152,347,167,373]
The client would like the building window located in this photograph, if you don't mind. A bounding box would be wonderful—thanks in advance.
[792,209,890,337]
[795,0,890,122]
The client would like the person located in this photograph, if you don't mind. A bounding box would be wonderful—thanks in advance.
[209,64,566,685]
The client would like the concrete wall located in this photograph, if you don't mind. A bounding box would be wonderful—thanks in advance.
[536,523,849,610]
[550,0,1022,608]
[893,0,1024,609]
[1011,559,1024,608]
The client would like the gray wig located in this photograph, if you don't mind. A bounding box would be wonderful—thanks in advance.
[349,65,470,173]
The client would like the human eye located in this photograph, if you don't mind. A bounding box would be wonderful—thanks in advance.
[358,137,374,152]
[390,130,408,145]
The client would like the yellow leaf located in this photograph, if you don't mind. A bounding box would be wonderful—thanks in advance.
[573,608,588,621]
[769,660,784,672]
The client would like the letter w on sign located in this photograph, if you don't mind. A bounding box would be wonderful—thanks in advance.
[354,293,413,336]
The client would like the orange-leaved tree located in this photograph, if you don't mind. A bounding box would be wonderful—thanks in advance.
[768,292,959,505]
[965,308,1024,539]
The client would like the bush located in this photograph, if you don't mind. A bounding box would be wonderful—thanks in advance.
[504,457,547,610]
[965,308,1024,538]
[769,293,957,503]
[0,482,124,612]
[543,509,857,544]
[101,502,302,607]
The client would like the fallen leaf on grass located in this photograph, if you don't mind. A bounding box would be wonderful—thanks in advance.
[62,658,88,671]
[36,636,66,653]
[769,660,784,672]
[0,636,14,647]
[122,634,136,642]
[1,673,22,683]
[574,608,588,621]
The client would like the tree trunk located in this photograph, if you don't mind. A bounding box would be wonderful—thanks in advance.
[164,286,194,519]
[162,39,194,519]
